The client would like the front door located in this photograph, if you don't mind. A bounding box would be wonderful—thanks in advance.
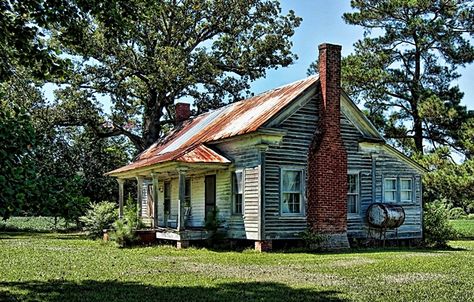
[205,175,216,222]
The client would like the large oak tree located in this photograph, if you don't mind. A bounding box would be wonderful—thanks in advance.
[55,0,301,151]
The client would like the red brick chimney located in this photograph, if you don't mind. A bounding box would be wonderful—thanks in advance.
[175,103,191,124]
[307,43,349,249]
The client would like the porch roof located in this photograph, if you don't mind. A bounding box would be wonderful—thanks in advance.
[107,144,231,176]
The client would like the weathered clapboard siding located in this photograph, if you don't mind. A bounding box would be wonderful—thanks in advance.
[372,152,423,238]
[263,96,319,239]
[341,113,423,239]
[215,138,263,239]
[216,169,232,228]
[242,166,261,240]
[341,112,374,238]
[216,141,261,168]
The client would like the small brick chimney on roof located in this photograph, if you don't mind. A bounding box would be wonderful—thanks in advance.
[307,43,349,249]
[175,102,191,124]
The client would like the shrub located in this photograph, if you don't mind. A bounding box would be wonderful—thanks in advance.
[423,200,458,247]
[110,195,142,247]
[448,207,467,220]
[79,201,117,238]
[205,207,222,232]
[467,214,474,220]
[300,230,327,250]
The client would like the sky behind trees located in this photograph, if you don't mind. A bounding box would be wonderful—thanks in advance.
[252,0,474,110]
[43,1,474,111]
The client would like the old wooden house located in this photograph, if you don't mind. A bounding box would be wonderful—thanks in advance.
[107,44,425,250]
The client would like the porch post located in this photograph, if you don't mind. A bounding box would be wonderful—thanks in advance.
[117,178,125,219]
[151,172,159,228]
[136,176,144,220]
[177,167,188,231]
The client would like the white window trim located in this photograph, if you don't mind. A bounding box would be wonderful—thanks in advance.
[383,177,397,203]
[400,177,414,203]
[382,176,416,204]
[232,169,244,216]
[347,172,360,216]
[280,167,305,216]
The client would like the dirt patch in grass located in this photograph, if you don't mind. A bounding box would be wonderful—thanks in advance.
[382,272,446,284]
[178,262,346,286]
[326,257,377,268]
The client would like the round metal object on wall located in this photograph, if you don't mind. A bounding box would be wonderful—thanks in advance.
[366,203,405,229]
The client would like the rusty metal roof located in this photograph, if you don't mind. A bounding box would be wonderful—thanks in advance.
[108,76,318,175]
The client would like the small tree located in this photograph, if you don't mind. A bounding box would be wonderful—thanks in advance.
[80,201,118,238]
[111,194,142,247]
[423,200,458,247]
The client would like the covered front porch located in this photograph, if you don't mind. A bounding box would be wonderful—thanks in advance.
[114,160,231,246]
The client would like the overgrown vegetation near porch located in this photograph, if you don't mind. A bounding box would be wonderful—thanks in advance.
[0,230,473,302]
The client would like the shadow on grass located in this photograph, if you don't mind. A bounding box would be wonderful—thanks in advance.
[0,280,347,302]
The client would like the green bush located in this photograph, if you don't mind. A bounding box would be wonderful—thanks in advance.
[300,230,327,250]
[205,207,222,232]
[423,200,458,247]
[467,214,474,220]
[110,195,142,247]
[79,201,118,238]
[448,207,467,219]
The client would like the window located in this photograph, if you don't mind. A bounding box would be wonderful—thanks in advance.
[184,178,191,207]
[347,174,359,214]
[281,169,303,215]
[383,178,397,202]
[164,181,171,214]
[383,177,415,203]
[400,178,413,202]
[232,171,243,214]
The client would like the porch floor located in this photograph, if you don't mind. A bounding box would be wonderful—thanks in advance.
[154,227,213,241]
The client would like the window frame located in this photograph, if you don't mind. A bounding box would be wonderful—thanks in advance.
[382,176,416,204]
[400,177,413,203]
[280,167,305,216]
[347,172,360,215]
[383,177,397,203]
[232,170,244,216]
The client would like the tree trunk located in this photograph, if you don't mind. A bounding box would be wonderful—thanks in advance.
[412,36,424,154]
[142,89,164,151]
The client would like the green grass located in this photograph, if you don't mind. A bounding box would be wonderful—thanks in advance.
[450,219,474,239]
[0,232,473,302]
[0,216,76,232]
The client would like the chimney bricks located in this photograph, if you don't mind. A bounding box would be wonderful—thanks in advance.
[175,103,191,124]
[306,43,349,249]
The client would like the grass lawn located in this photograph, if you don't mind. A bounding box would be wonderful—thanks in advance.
[450,219,474,239]
[0,217,74,232]
[0,232,473,302]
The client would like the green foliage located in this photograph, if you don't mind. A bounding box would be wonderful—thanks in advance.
[53,0,302,150]
[339,0,474,155]
[80,201,118,238]
[0,216,74,232]
[417,147,474,212]
[0,102,37,219]
[110,195,142,247]
[450,219,474,239]
[299,230,327,250]
[205,207,222,232]
[423,200,458,247]
[449,207,467,220]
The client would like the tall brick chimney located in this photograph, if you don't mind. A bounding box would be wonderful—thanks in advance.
[307,43,349,249]
[175,103,191,124]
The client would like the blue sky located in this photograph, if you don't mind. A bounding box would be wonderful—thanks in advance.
[251,0,474,110]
